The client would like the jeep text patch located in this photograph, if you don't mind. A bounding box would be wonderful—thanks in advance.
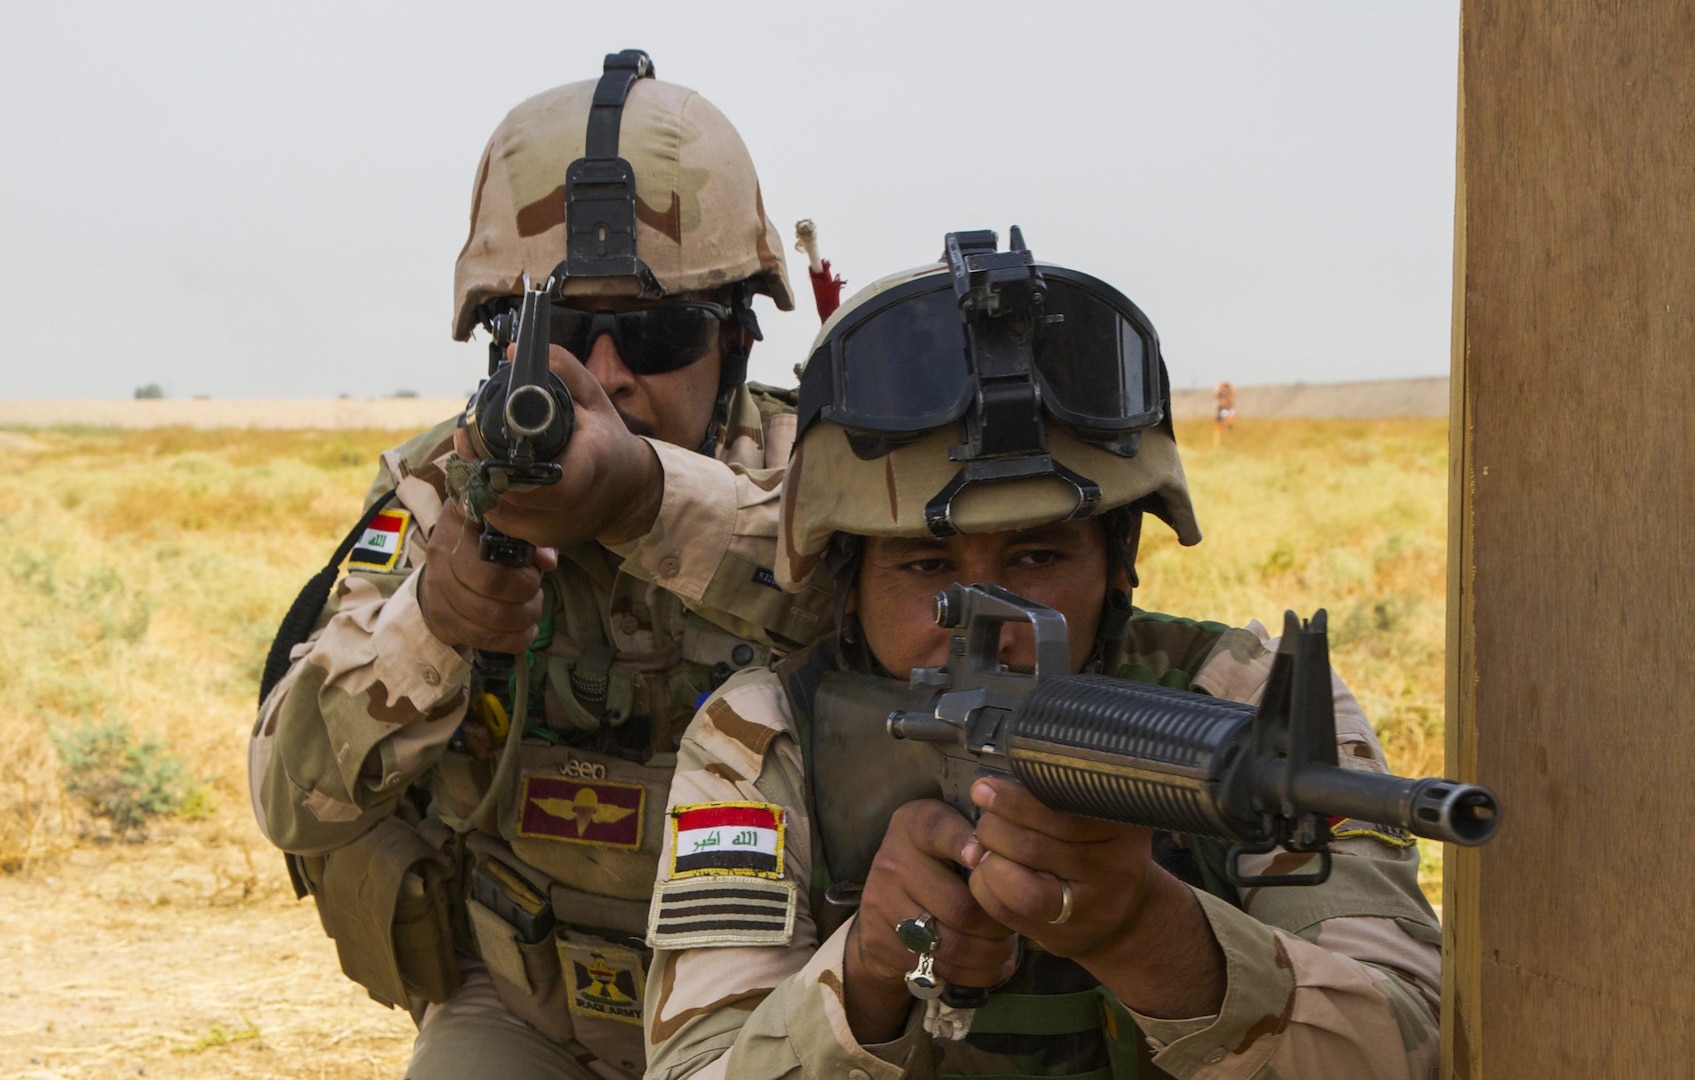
[347,508,411,571]
[669,802,783,879]
[516,775,645,849]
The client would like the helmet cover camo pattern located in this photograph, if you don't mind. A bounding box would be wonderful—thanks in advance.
[453,77,794,341]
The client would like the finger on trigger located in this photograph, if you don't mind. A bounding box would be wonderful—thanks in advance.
[903,801,978,864]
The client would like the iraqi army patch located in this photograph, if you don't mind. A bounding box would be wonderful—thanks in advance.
[515,775,645,849]
[559,933,646,1026]
[346,508,411,571]
[646,874,798,949]
[1329,816,1417,849]
[669,802,784,879]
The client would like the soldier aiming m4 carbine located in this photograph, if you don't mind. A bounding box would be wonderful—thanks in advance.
[645,228,1468,1080]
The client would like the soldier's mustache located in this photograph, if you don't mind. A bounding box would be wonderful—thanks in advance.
[614,405,655,438]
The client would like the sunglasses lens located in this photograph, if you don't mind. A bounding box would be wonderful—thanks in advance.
[620,306,721,374]
[546,310,597,357]
[544,304,723,374]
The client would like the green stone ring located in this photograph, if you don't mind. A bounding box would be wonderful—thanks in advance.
[895,912,939,955]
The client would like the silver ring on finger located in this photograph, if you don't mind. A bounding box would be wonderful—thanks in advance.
[895,912,945,999]
[1047,878,1075,926]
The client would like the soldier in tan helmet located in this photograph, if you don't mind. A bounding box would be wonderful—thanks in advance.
[249,51,833,1079]
[643,230,1442,1079]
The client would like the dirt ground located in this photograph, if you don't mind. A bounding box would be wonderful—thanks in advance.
[0,814,416,1080]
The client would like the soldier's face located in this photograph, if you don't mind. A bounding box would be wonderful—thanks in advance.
[852,520,1111,679]
[573,296,727,449]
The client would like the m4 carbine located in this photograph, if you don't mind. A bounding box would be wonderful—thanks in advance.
[884,583,1499,889]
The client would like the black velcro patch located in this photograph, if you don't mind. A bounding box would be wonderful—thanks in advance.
[645,874,796,949]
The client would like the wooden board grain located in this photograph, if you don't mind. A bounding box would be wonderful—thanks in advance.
[1448,2,1695,1075]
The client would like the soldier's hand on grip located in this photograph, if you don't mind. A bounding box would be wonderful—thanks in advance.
[454,343,664,551]
[419,500,559,654]
[843,799,1018,1038]
[962,777,1157,957]
[963,776,1226,1019]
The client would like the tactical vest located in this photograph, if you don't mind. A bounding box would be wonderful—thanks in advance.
[776,613,1247,1080]
[271,385,830,1079]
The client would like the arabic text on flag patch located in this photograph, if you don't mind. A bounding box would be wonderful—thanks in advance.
[669,802,784,879]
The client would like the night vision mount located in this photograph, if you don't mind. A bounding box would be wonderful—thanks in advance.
[548,49,665,301]
[926,229,1104,537]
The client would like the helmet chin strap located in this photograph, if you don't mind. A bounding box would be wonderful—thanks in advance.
[696,284,762,456]
[1087,507,1141,673]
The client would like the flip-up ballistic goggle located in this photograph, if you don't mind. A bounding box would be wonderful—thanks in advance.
[797,228,1168,535]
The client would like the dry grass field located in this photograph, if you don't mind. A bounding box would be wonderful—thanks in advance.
[0,416,1448,1078]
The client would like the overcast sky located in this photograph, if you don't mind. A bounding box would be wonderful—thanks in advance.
[0,1,1459,400]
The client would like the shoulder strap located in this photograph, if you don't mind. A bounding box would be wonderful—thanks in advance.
[772,640,845,926]
[258,489,398,705]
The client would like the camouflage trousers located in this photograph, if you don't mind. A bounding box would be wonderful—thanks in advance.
[406,961,631,1080]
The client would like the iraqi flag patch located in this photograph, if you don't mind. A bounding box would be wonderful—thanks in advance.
[669,802,784,879]
[347,508,411,571]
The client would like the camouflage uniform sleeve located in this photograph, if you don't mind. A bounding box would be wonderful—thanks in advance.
[644,671,928,1080]
[1124,622,1442,1080]
[248,423,473,856]
[609,438,784,602]
[609,436,832,649]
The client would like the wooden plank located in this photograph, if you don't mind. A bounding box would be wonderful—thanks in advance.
[1442,15,1482,1074]
[1449,1,1695,1075]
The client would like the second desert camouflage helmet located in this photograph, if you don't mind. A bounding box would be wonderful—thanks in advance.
[778,228,1201,588]
[452,50,794,343]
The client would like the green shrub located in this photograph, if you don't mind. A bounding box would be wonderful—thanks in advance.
[48,719,195,832]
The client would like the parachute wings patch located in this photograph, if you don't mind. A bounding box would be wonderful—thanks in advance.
[516,776,645,849]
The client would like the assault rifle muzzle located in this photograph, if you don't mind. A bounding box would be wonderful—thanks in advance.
[461,285,576,567]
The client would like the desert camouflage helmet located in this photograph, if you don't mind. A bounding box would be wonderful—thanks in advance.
[452,51,794,342]
[778,229,1200,589]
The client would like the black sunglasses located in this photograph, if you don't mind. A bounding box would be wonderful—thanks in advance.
[541,300,733,375]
